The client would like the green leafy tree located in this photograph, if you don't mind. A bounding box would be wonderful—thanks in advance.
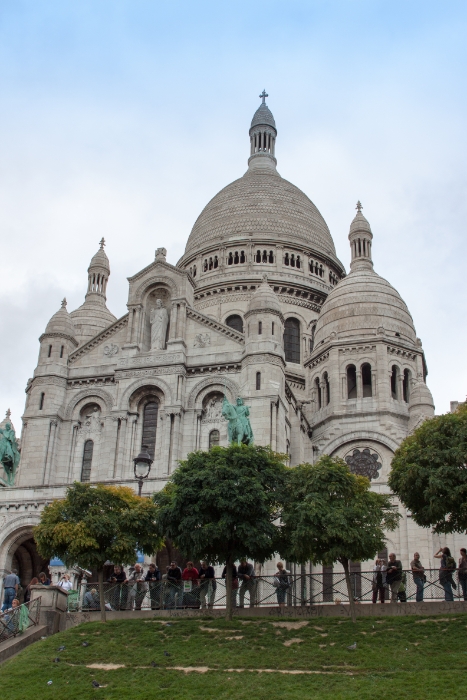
[153,444,288,620]
[280,455,400,622]
[389,402,467,534]
[34,482,162,622]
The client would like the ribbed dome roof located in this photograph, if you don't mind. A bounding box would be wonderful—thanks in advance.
[184,169,337,259]
[251,102,276,130]
[313,268,417,345]
[249,275,281,313]
[44,300,76,339]
[350,210,372,235]
[89,241,110,272]
[70,302,116,344]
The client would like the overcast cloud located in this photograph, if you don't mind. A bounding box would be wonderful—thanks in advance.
[1,1,466,431]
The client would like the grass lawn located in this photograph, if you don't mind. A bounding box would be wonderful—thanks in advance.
[0,613,466,699]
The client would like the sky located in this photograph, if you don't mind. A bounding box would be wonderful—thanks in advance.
[0,0,466,431]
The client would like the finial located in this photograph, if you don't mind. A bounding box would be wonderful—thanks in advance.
[356,201,363,212]
[99,237,106,249]
[259,89,268,104]
[61,298,67,309]
[5,408,11,420]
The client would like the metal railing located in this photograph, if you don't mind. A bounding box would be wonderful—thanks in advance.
[71,570,467,612]
[0,598,41,643]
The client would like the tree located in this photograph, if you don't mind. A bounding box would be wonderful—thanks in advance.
[280,456,400,622]
[34,483,162,622]
[153,444,288,620]
[389,402,467,534]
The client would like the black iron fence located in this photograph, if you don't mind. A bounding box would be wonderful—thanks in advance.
[71,570,467,612]
[0,597,41,643]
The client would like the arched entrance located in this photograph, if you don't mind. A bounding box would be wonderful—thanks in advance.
[0,522,50,600]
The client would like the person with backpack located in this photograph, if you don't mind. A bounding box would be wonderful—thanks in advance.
[458,548,467,601]
[273,561,290,608]
[434,547,457,601]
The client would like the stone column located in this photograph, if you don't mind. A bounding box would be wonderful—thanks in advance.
[67,422,80,482]
[356,370,363,399]
[177,302,187,339]
[321,380,328,407]
[169,303,178,341]
[43,419,58,484]
[371,368,377,397]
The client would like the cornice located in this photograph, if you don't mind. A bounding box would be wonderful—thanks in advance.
[39,332,79,347]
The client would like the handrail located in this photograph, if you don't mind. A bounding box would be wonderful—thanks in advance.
[0,597,41,643]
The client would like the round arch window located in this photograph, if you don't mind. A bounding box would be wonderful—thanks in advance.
[225,314,243,333]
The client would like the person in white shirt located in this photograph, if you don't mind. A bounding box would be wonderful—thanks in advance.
[58,573,73,592]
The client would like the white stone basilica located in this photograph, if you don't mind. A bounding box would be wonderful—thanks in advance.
[0,94,460,586]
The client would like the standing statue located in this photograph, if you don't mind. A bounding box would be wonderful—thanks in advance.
[0,421,21,487]
[150,299,169,350]
[222,396,254,445]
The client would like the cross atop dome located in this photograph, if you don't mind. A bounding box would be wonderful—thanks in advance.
[356,201,363,212]
[61,298,67,309]
[99,237,106,249]
[259,89,268,104]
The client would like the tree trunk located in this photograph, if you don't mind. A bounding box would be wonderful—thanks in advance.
[341,558,357,624]
[225,554,234,621]
[98,569,106,623]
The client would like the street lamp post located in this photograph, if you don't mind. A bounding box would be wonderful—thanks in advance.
[133,445,153,496]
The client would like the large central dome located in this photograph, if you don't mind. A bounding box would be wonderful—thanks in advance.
[184,168,337,259]
[182,95,340,267]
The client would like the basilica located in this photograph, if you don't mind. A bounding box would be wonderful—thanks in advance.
[0,94,459,586]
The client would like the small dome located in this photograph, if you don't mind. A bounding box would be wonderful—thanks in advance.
[70,301,116,344]
[313,268,417,346]
[44,299,76,339]
[350,209,372,235]
[89,238,110,272]
[248,275,281,313]
[250,102,276,130]
[408,381,435,412]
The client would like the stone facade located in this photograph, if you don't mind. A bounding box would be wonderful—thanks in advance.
[0,98,462,588]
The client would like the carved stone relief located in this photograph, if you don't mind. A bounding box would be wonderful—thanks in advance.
[104,343,119,357]
[194,333,211,348]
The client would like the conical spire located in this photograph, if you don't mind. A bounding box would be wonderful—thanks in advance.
[86,238,110,302]
[248,90,278,173]
[348,201,373,271]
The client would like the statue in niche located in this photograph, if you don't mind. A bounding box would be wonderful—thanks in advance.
[222,396,254,445]
[81,407,102,435]
[0,418,21,487]
[150,299,169,350]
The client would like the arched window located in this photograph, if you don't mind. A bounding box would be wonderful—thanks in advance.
[296,255,301,269]
[141,401,159,459]
[268,250,274,263]
[390,365,399,400]
[324,372,330,405]
[361,363,372,397]
[347,365,357,399]
[284,318,300,363]
[81,439,93,482]
[209,430,220,449]
[39,392,45,410]
[228,252,233,265]
[272,322,275,336]
[60,345,64,358]
[193,265,196,278]
[48,345,52,357]
[315,377,322,409]
[256,372,261,390]
[256,250,261,262]
[258,321,262,335]
[234,251,239,264]
[214,256,218,268]
[203,259,208,271]
[225,315,243,333]
[403,369,411,403]
[284,253,290,266]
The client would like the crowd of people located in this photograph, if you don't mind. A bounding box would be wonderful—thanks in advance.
[372,548,467,603]
[2,548,467,617]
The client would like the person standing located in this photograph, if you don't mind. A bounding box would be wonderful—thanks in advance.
[238,559,256,608]
[410,552,425,603]
[145,563,161,610]
[24,577,38,604]
[107,565,128,611]
[372,559,386,604]
[274,562,290,608]
[386,553,402,603]
[2,569,20,612]
[182,562,199,608]
[38,572,51,586]
[166,561,182,608]
[434,547,456,602]
[458,548,467,601]
[198,561,216,609]
[222,563,238,609]
[128,563,146,610]
[58,573,73,592]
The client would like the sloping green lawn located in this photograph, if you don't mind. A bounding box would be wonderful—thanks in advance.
[1,613,466,699]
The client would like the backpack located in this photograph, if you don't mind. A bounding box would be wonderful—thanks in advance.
[445,556,456,572]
